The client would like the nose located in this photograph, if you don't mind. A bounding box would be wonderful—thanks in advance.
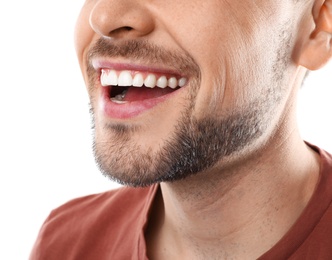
[89,0,155,39]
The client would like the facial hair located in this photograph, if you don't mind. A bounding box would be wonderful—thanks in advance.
[87,31,291,187]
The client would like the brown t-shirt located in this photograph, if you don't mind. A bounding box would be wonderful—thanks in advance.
[30,146,332,259]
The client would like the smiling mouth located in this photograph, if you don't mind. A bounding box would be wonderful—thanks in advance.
[101,69,188,103]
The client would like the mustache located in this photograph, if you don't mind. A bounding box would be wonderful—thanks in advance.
[87,37,200,77]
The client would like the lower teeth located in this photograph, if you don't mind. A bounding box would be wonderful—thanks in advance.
[110,89,128,104]
[110,98,127,104]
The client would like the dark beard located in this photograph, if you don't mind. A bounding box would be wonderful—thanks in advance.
[88,25,292,187]
[92,92,274,187]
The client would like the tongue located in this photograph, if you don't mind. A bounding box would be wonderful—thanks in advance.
[123,87,176,102]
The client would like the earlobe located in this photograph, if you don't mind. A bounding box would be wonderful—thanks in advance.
[298,0,332,70]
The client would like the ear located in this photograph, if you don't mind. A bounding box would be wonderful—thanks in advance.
[298,0,332,70]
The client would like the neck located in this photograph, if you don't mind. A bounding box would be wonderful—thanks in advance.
[146,69,320,259]
[146,127,320,260]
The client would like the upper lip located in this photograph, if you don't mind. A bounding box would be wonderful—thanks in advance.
[91,58,186,78]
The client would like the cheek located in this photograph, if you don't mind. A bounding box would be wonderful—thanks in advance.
[190,6,293,111]
[74,4,95,77]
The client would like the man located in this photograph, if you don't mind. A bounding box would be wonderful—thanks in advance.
[30,0,332,259]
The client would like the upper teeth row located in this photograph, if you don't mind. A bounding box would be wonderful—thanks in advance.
[101,69,187,89]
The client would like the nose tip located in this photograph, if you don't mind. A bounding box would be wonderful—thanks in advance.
[89,0,155,39]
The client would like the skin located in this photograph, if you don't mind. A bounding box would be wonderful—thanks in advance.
[75,0,332,259]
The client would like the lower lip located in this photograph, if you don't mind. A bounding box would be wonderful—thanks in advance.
[99,86,183,119]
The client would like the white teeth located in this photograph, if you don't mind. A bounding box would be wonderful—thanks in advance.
[133,74,144,87]
[101,70,117,86]
[100,69,187,89]
[110,98,127,104]
[178,77,187,87]
[118,71,133,86]
[168,77,178,89]
[144,74,157,88]
[157,76,167,88]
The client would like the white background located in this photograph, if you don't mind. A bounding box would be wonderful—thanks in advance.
[0,1,331,259]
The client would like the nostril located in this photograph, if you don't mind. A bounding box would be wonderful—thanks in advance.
[109,26,134,37]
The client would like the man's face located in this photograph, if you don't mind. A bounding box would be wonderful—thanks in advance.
[75,0,306,186]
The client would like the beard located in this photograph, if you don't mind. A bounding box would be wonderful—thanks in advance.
[92,99,271,187]
[87,29,292,187]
